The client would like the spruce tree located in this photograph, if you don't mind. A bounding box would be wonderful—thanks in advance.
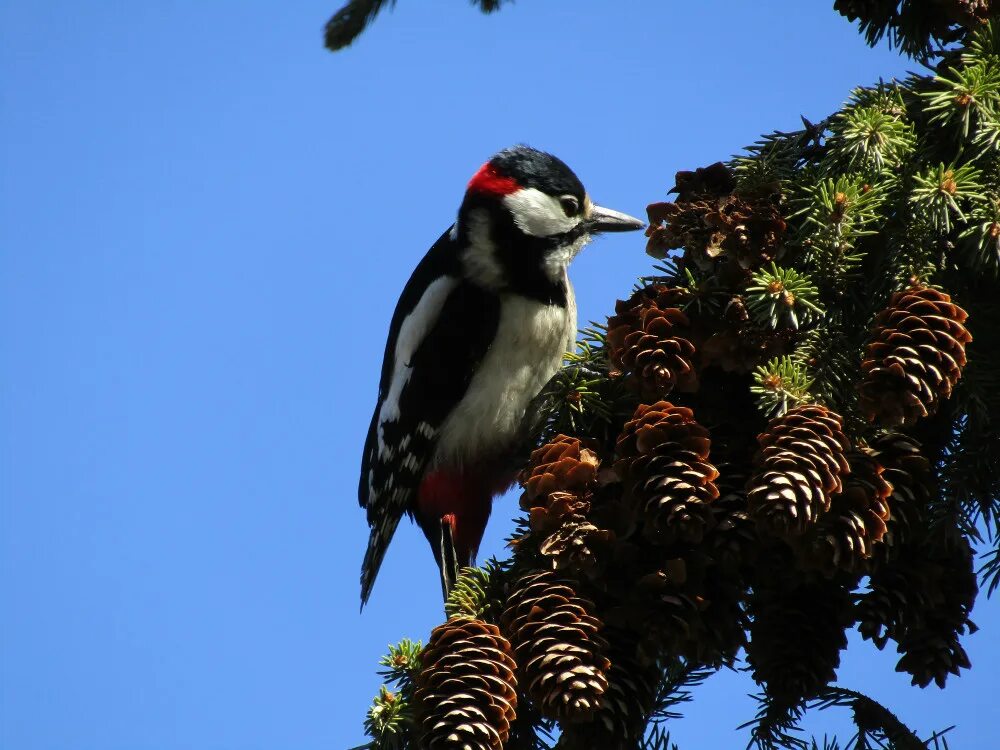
[350,5,1000,748]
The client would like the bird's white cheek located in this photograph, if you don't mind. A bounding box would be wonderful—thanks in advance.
[503,188,578,237]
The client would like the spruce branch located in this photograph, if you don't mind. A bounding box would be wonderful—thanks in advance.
[740,692,809,750]
[445,560,507,622]
[958,196,1000,271]
[356,639,423,750]
[963,18,1000,61]
[733,117,831,188]
[356,15,998,748]
[324,0,510,51]
[922,58,1000,142]
[646,660,716,725]
[377,638,423,689]
[972,111,1000,155]
[752,355,814,416]
[641,726,680,750]
[792,174,886,256]
[909,162,985,233]
[792,320,862,419]
[834,0,990,60]
[676,266,727,317]
[978,544,1000,596]
[826,103,916,172]
[360,685,410,750]
[744,685,939,750]
[746,264,824,330]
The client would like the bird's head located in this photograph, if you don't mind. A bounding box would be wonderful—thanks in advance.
[455,145,644,298]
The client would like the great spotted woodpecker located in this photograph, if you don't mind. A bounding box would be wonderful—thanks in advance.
[359,145,643,605]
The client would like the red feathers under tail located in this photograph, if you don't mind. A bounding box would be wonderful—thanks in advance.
[417,470,496,568]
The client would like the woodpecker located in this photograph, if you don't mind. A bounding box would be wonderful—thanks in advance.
[359,145,643,605]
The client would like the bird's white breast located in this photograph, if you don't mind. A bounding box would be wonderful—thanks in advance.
[433,283,577,468]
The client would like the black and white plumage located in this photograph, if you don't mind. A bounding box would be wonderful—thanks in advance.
[359,145,644,606]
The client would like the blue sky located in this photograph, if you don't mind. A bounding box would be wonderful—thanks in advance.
[1,2,996,748]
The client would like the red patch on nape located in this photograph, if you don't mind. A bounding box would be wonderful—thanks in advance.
[467,162,520,196]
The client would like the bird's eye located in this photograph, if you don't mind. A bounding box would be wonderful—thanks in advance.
[559,195,580,217]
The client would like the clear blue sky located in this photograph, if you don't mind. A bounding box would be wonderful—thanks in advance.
[1,2,996,748]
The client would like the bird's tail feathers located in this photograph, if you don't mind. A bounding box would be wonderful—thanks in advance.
[360,513,402,609]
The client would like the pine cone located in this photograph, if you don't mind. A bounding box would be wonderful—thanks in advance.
[537,513,613,576]
[615,401,720,545]
[690,443,755,663]
[524,490,592,538]
[707,455,758,570]
[501,571,610,723]
[868,433,931,558]
[709,489,757,570]
[748,573,852,707]
[520,434,600,505]
[747,404,851,537]
[694,573,750,667]
[414,618,518,750]
[857,531,978,688]
[856,566,915,649]
[517,436,613,575]
[699,323,794,373]
[603,564,702,664]
[672,161,737,202]
[896,626,974,690]
[558,632,659,750]
[859,285,971,427]
[607,285,698,399]
[803,450,891,575]
[954,0,994,26]
[645,188,785,270]
[645,199,715,260]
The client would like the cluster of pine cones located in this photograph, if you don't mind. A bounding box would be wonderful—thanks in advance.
[409,166,978,750]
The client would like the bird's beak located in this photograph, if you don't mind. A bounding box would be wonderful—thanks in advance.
[587,204,645,234]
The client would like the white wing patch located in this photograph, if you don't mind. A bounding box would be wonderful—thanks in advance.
[377,276,458,452]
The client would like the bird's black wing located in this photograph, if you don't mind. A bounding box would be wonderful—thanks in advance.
[359,227,459,511]
[359,228,500,605]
